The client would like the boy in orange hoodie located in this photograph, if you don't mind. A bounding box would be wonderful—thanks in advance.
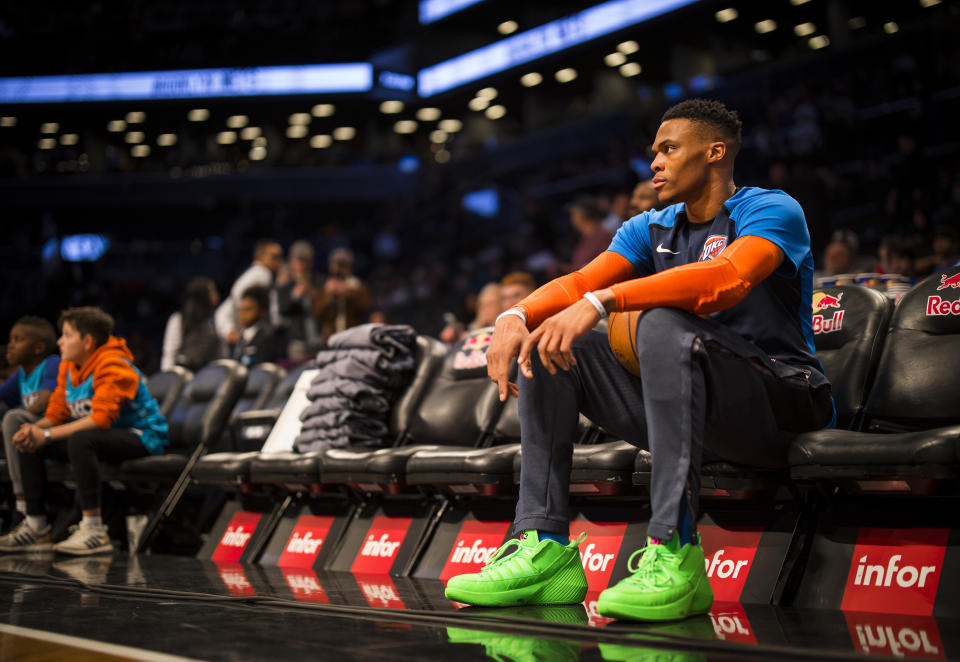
[0,307,168,555]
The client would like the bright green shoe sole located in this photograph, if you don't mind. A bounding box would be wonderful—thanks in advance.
[596,574,713,622]
[444,559,588,607]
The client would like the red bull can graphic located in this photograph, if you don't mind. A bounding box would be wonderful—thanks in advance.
[812,291,844,335]
[936,272,960,291]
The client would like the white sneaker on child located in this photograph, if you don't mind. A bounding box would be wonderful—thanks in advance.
[0,520,53,553]
[53,521,113,556]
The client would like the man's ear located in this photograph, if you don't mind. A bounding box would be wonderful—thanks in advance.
[82,334,96,353]
[707,140,727,163]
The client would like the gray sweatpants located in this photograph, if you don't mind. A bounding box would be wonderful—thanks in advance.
[2,408,38,496]
[514,308,832,541]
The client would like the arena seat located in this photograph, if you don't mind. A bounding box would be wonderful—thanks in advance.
[251,335,448,493]
[147,366,192,419]
[122,359,247,552]
[230,362,312,452]
[228,363,285,423]
[790,267,960,493]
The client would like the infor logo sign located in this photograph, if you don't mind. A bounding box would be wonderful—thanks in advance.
[698,525,763,602]
[350,516,413,574]
[439,520,510,582]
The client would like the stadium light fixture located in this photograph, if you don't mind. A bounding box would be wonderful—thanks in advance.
[789,0,811,5]
[468,96,490,111]
[416,107,442,121]
[126,111,146,123]
[430,129,448,143]
[380,100,405,114]
[241,126,261,140]
[157,133,178,146]
[920,0,941,6]
[226,115,248,128]
[605,52,627,67]
[249,146,267,160]
[125,131,145,144]
[286,125,308,139]
[311,103,335,117]
[520,72,542,87]
[107,120,126,132]
[808,35,830,49]
[40,122,59,134]
[289,113,311,125]
[620,62,642,77]
[617,40,639,55]
[715,8,738,23]
[438,118,463,132]
[555,68,578,83]
[131,145,150,157]
[333,126,356,140]
[794,22,816,37]
[188,108,210,122]
[498,20,518,35]
[754,19,777,34]
[0,116,16,127]
[485,104,506,119]
[217,131,238,144]
[60,133,79,145]
[477,87,498,100]
[38,138,56,149]
[310,134,332,148]
[394,120,418,134]
[884,22,899,34]
[253,137,267,147]
[435,149,451,163]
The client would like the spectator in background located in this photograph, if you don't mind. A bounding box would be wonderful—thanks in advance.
[214,239,283,346]
[500,271,537,311]
[602,191,632,233]
[161,277,223,372]
[629,180,660,217]
[1,316,60,524]
[568,197,615,269]
[232,285,279,367]
[469,282,502,331]
[821,239,855,277]
[277,240,322,360]
[915,225,960,275]
[313,248,371,343]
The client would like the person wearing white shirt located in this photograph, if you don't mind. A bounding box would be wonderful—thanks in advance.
[214,240,283,346]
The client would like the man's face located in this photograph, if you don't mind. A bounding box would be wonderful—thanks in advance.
[236,298,262,329]
[6,324,40,367]
[629,181,658,217]
[650,119,714,205]
[58,322,88,364]
[501,283,533,310]
[260,244,284,273]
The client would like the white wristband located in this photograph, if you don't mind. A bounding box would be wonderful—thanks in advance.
[495,308,527,326]
[583,291,609,319]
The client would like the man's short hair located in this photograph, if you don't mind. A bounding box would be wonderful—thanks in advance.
[58,307,114,348]
[661,99,742,152]
[565,196,605,222]
[254,239,280,259]
[241,285,270,312]
[14,316,57,355]
[500,271,536,292]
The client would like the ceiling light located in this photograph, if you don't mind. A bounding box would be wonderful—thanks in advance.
[605,52,627,67]
[1,117,16,127]
[789,0,811,5]
[715,8,738,23]
[620,62,642,77]
[555,68,578,83]
[520,72,542,87]
[394,120,418,134]
[794,22,816,36]
[217,131,238,144]
[416,107,442,122]
[286,125,308,139]
[288,113,311,126]
[131,144,150,157]
[38,138,56,150]
[333,126,355,141]
[253,137,267,148]
[125,131,145,144]
[188,108,210,122]
[311,104,335,117]
[40,122,59,134]
[617,40,639,55]
[60,133,79,146]
[435,149,450,164]
[310,135,332,149]
[920,0,941,7]
[438,119,463,132]
[848,16,866,29]
[126,111,146,124]
[884,21,899,34]
[755,20,777,33]
[430,130,448,143]
[380,100,404,114]
[468,97,490,111]
[808,35,830,49]
[157,133,178,146]
[226,115,248,128]
[107,120,126,132]
[485,105,506,120]
[249,146,267,161]
[240,127,261,140]
[477,87,498,100]
[497,20,518,35]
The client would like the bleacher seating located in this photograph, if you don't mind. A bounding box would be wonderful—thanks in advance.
[146,366,192,419]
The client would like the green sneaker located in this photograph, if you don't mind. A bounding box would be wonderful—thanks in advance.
[444,531,588,607]
[597,616,714,662]
[596,533,713,622]
[446,604,587,662]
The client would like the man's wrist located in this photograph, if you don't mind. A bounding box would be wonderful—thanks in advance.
[495,308,527,326]
[583,292,609,320]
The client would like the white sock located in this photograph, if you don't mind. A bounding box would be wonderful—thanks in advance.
[25,515,47,532]
[82,515,105,531]
[15,499,26,515]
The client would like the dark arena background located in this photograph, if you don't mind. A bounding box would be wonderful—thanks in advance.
[1,0,960,660]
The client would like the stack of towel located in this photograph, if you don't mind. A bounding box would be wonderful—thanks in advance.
[294,323,416,453]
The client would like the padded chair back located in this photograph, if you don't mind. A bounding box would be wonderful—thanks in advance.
[167,359,247,451]
[147,366,192,419]
[231,362,285,418]
[388,335,448,438]
[405,327,504,447]
[812,285,892,429]
[264,362,311,410]
[863,267,960,429]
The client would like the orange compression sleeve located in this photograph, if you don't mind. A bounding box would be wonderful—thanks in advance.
[608,235,783,315]
[515,251,635,328]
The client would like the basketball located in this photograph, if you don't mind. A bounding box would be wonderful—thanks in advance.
[607,311,642,378]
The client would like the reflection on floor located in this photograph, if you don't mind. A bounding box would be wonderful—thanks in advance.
[0,552,957,661]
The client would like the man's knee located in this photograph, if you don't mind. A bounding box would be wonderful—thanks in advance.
[66,429,100,456]
[3,408,32,429]
[635,308,699,364]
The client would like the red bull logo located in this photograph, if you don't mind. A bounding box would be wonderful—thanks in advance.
[453,330,493,370]
[699,234,727,262]
[926,296,960,317]
[936,272,960,291]
[812,292,844,335]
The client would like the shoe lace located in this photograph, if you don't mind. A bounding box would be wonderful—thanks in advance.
[482,539,529,570]
[624,543,673,585]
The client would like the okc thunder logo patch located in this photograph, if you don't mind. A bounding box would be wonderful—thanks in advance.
[699,234,727,261]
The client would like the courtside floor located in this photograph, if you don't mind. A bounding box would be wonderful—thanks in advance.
[0,553,957,661]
